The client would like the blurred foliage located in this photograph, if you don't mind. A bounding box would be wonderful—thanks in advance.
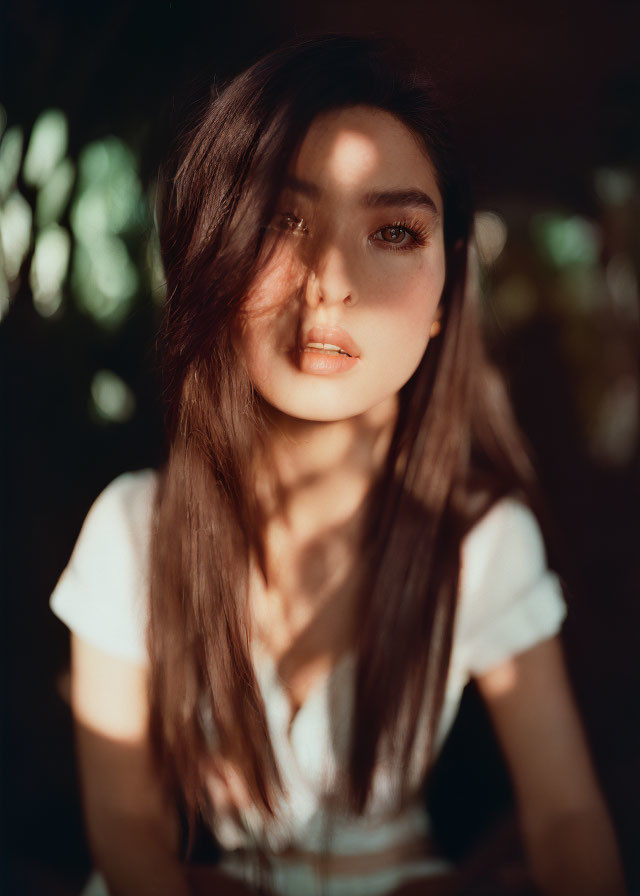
[0,106,165,436]
[477,178,639,469]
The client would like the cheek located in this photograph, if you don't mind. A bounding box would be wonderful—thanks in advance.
[368,258,445,355]
[236,302,275,390]
[246,256,294,315]
[246,232,312,315]
[240,333,268,386]
[239,255,302,379]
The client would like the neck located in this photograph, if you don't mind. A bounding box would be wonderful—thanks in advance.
[257,395,398,542]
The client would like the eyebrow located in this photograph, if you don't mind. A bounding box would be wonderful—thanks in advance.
[283,175,439,214]
[362,188,439,214]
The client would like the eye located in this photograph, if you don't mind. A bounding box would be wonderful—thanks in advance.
[272,212,309,236]
[370,221,429,251]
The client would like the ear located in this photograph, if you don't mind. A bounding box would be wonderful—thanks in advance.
[429,309,442,338]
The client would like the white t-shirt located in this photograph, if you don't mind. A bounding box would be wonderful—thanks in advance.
[50,469,567,896]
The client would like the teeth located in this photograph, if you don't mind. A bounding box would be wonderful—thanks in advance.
[304,342,351,356]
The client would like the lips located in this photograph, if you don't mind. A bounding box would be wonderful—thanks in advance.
[293,324,360,375]
[301,326,361,358]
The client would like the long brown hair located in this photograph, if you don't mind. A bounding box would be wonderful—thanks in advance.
[148,34,538,845]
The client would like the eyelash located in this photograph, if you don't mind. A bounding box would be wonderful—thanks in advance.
[272,212,431,251]
[371,220,431,251]
[275,212,309,235]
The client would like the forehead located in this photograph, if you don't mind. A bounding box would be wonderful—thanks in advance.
[290,105,442,212]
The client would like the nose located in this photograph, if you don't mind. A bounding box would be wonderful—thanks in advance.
[304,243,356,309]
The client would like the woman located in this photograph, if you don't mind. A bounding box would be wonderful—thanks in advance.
[51,34,627,896]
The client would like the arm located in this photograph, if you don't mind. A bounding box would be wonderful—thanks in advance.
[475,635,627,896]
[70,634,253,896]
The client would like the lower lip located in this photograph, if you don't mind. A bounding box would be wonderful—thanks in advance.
[297,348,359,375]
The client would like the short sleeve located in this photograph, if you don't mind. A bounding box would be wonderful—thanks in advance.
[50,469,158,664]
[453,497,567,678]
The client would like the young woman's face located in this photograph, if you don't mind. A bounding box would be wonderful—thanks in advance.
[239,105,446,423]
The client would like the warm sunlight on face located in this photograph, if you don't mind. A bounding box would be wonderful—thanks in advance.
[239,105,446,423]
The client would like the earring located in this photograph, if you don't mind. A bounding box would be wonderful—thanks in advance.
[429,319,441,338]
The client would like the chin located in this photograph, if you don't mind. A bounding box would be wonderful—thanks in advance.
[263,388,400,426]
[276,403,368,423]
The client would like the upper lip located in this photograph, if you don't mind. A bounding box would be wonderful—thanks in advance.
[301,325,361,358]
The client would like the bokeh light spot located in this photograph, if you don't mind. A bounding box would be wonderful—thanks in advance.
[68,136,147,329]
[606,254,639,322]
[71,188,110,237]
[591,376,639,467]
[146,227,166,304]
[71,235,138,327]
[531,213,600,268]
[73,137,145,236]
[594,168,636,207]
[0,126,24,201]
[90,369,136,423]
[30,224,71,317]
[0,190,33,280]
[35,158,76,229]
[474,211,508,266]
[77,141,110,185]
[23,109,69,189]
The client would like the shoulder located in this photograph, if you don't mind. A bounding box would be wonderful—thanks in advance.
[460,496,548,596]
[82,468,159,550]
[63,469,159,589]
[50,469,160,664]
[453,496,567,677]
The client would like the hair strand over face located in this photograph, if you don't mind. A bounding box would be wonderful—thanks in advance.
[147,32,542,853]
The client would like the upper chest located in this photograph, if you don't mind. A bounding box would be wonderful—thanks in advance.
[247,542,361,729]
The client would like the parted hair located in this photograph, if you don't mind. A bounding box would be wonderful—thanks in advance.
[148,33,538,848]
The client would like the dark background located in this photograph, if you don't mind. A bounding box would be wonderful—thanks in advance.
[1,1,639,894]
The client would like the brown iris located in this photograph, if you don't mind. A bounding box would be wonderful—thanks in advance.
[380,226,408,244]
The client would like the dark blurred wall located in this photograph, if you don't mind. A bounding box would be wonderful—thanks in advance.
[1,2,639,893]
